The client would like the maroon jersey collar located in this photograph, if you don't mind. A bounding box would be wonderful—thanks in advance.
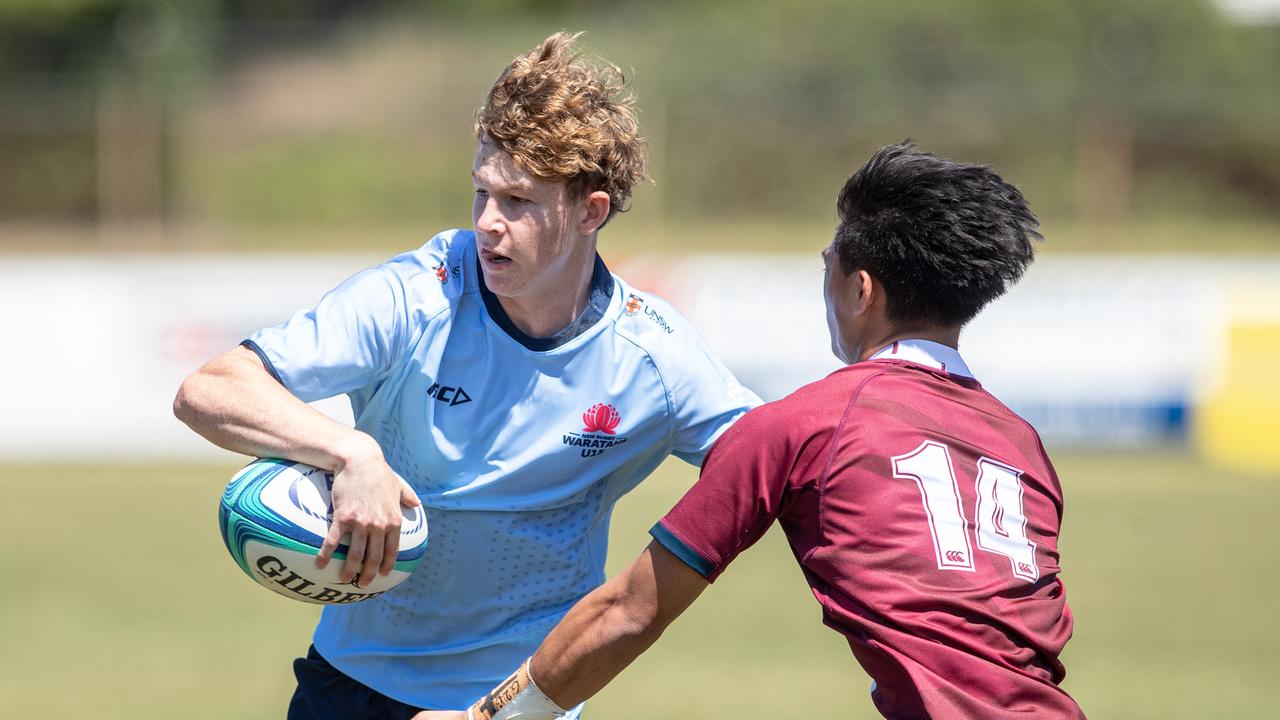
[868,339,974,379]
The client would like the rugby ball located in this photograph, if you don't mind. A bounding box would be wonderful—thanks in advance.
[219,458,428,605]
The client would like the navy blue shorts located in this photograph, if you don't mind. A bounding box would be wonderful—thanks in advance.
[288,645,426,720]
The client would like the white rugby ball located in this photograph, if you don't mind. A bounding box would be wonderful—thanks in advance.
[219,458,428,605]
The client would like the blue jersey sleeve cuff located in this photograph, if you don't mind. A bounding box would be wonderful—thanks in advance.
[650,522,716,579]
[240,339,285,386]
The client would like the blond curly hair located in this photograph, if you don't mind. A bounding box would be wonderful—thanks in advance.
[475,32,648,223]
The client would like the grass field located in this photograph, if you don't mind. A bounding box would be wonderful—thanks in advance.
[2,452,1277,718]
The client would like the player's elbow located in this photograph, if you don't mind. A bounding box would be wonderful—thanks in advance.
[173,354,237,427]
[174,348,260,426]
[173,368,212,427]
[598,586,666,650]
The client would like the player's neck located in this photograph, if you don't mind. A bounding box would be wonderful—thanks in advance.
[497,247,599,340]
[858,327,961,362]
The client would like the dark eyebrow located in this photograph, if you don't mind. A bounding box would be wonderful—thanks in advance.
[472,171,536,194]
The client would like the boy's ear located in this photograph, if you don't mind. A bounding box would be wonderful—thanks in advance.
[580,191,611,234]
[855,270,876,315]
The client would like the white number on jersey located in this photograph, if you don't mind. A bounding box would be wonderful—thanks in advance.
[891,441,1039,583]
[889,441,975,571]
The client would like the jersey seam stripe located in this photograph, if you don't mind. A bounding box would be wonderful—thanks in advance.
[997,387,1068,520]
[410,231,468,369]
[399,301,453,380]
[808,365,894,564]
[614,329,677,456]
[389,263,426,376]
[649,521,716,579]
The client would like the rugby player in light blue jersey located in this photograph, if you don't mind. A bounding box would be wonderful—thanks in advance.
[173,32,759,719]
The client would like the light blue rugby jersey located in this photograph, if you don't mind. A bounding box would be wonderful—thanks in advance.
[244,228,760,710]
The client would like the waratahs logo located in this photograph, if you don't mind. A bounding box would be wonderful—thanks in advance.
[564,403,629,458]
[582,403,621,434]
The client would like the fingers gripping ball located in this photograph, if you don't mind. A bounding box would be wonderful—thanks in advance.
[219,458,428,604]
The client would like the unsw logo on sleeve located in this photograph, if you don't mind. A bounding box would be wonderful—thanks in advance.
[562,403,629,458]
[623,293,673,334]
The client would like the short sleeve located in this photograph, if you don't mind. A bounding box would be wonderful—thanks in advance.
[244,265,411,402]
[650,404,790,582]
[664,328,762,465]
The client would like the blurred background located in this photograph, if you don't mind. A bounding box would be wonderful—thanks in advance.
[1,0,1278,718]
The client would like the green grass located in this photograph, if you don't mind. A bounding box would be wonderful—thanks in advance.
[1,452,1277,718]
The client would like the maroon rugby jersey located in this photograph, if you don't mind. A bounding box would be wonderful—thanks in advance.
[651,340,1083,719]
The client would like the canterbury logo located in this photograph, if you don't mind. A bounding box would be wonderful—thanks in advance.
[945,550,967,563]
[582,403,621,434]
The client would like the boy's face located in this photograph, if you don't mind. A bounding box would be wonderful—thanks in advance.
[471,139,602,302]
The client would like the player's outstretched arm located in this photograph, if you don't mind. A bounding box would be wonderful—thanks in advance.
[173,345,419,587]
[174,346,362,463]
[415,540,708,720]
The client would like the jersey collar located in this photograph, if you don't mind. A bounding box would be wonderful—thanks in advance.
[477,253,615,352]
[867,339,975,379]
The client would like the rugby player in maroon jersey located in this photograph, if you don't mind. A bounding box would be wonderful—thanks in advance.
[417,142,1085,720]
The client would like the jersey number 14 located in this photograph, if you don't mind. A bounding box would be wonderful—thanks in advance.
[891,440,1039,583]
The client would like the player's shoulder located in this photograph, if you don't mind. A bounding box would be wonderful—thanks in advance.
[834,359,1046,442]
[609,279,730,381]
[707,387,825,454]
[725,363,957,449]
[756,362,909,429]
[716,362,982,456]
[376,228,473,310]
[760,367,881,422]
[609,278,702,354]
[821,359,979,397]
[788,361,897,401]
[608,275,762,419]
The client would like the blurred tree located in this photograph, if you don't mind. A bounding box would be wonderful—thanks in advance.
[0,0,1276,238]
[644,0,1279,222]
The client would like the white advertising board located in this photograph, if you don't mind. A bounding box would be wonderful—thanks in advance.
[0,253,1272,458]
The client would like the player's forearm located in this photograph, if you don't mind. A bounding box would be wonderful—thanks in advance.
[460,573,663,720]
[173,346,377,471]
[461,544,707,719]
[528,574,667,709]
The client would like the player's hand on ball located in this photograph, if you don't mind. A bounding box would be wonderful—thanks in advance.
[411,712,464,720]
[316,433,422,588]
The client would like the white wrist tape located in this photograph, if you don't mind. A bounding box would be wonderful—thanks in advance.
[467,659,567,720]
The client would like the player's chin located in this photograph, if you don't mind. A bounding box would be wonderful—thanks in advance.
[480,262,522,294]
